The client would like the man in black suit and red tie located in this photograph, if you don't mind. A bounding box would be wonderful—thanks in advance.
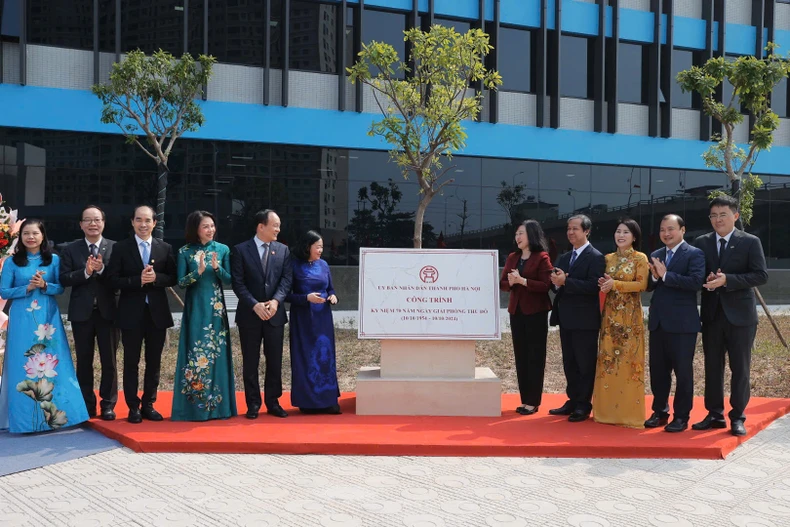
[692,195,768,436]
[106,205,177,424]
[59,205,119,421]
[548,215,606,423]
[645,214,705,433]
[231,209,293,419]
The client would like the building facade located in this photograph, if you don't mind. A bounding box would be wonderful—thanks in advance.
[1,0,790,268]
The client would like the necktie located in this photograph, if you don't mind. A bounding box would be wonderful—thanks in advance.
[140,241,150,266]
[718,238,727,266]
[89,243,98,259]
[665,249,673,267]
[569,250,578,267]
[261,243,270,276]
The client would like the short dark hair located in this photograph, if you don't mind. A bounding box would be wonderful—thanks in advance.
[80,205,106,221]
[133,204,156,219]
[709,195,739,214]
[519,219,548,253]
[292,230,323,261]
[617,217,642,249]
[13,219,53,267]
[255,209,278,226]
[661,214,686,229]
[184,210,216,245]
[568,214,592,235]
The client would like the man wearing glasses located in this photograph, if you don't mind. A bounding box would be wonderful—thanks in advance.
[692,195,768,436]
[59,206,119,420]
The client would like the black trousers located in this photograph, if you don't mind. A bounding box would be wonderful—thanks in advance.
[72,309,119,414]
[559,327,599,414]
[238,321,284,410]
[510,310,549,406]
[649,327,697,420]
[121,305,166,410]
[702,305,756,422]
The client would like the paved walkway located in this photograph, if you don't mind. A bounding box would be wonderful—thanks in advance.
[2,415,790,526]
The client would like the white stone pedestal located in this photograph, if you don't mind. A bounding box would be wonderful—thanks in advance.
[356,340,502,417]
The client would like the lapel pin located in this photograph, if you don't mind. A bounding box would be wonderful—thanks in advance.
[271,251,276,255]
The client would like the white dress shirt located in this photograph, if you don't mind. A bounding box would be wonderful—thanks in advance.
[84,237,105,279]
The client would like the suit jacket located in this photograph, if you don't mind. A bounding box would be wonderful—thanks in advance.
[231,238,293,328]
[59,238,117,322]
[106,236,177,330]
[647,242,705,333]
[694,230,768,327]
[549,244,606,330]
[499,251,553,315]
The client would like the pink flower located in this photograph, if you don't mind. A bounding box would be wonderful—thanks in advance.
[24,352,59,379]
[26,300,41,312]
[34,323,55,341]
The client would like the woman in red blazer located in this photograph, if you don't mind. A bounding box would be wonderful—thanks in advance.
[499,219,554,415]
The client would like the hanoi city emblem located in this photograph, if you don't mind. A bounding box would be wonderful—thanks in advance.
[419,265,439,284]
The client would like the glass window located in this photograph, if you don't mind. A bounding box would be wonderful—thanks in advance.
[772,77,788,118]
[98,0,116,52]
[270,0,283,68]
[344,6,354,71]
[671,49,693,108]
[498,26,532,93]
[619,43,644,104]
[187,0,204,58]
[560,35,589,99]
[0,0,21,40]
[27,0,93,50]
[289,1,339,73]
[433,17,471,35]
[362,8,407,64]
[122,0,185,56]
[209,0,265,66]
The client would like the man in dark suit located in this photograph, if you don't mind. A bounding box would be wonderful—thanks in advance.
[645,214,705,433]
[548,215,606,422]
[106,205,177,424]
[692,195,768,436]
[59,205,119,421]
[231,209,293,419]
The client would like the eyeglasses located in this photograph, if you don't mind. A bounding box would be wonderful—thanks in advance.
[81,219,103,224]
[708,213,732,220]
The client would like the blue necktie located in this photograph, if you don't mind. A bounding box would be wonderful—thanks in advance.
[261,243,269,276]
[569,250,578,267]
[141,241,150,266]
[665,249,673,267]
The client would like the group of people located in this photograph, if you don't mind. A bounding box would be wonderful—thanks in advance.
[0,205,341,433]
[500,195,768,436]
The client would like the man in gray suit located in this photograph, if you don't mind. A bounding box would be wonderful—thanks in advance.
[692,195,768,436]
[231,210,293,419]
[59,205,119,420]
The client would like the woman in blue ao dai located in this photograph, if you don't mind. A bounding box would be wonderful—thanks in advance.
[286,230,341,415]
[0,219,88,433]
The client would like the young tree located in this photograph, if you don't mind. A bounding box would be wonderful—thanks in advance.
[348,25,501,248]
[677,43,790,345]
[496,180,527,228]
[92,50,216,240]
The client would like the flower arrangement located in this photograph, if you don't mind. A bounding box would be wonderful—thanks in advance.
[0,193,22,376]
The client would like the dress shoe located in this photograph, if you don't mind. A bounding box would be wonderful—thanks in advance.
[141,406,164,421]
[516,405,539,416]
[325,404,342,415]
[664,418,688,433]
[99,409,116,421]
[568,411,590,423]
[127,408,142,424]
[644,412,669,428]
[731,421,747,437]
[245,406,260,419]
[549,402,574,416]
[691,415,727,431]
[267,405,289,418]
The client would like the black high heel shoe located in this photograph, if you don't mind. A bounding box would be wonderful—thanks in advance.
[516,405,539,416]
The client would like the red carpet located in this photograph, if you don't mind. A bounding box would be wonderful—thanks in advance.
[88,392,790,459]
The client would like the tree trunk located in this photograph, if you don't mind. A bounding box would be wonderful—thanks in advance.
[413,191,434,249]
[153,161,169,240]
